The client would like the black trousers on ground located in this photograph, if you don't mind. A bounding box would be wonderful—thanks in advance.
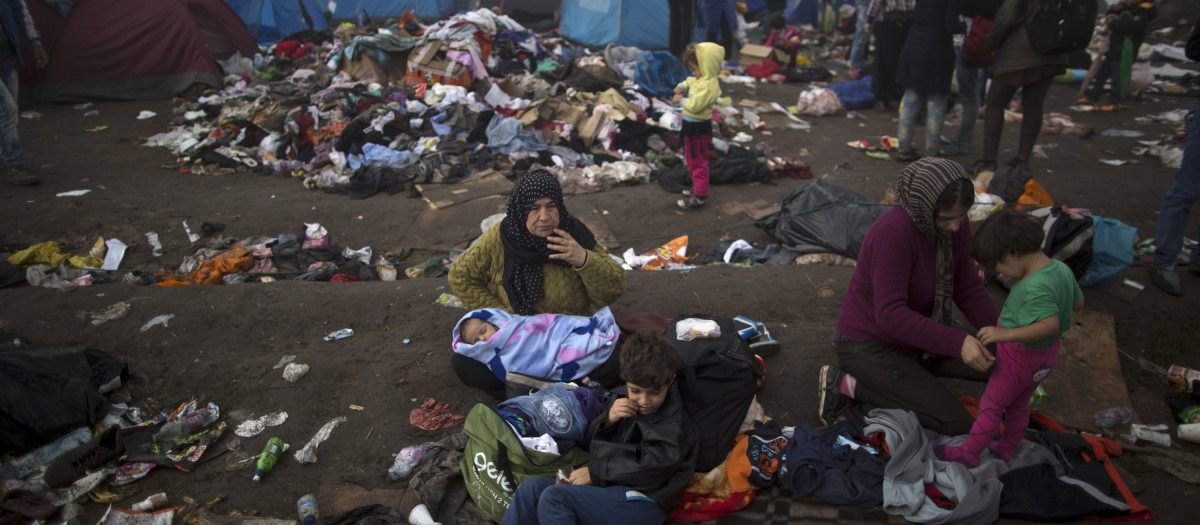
[836,339,991,436]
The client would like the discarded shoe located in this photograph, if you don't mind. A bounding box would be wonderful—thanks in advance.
[748,324,782,357]
[732,315,762,340]
[44,426,124,488]
[677,195,706,210]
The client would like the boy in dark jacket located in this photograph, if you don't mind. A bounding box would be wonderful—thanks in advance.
[501,331,698,525]
[1081,0,1157,111]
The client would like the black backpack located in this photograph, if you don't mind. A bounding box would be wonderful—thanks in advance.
[666,315,764,472]
[986,206,1094,288]
[1025,0,1098,55]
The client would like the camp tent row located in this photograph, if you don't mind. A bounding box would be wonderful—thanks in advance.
[18,0,256,103]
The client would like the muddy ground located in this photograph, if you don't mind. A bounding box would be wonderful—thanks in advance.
[3,54,1200,523]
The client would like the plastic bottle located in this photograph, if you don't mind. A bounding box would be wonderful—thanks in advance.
[253,437,288,482]
[297,495,318,525]
[387,442,434,480]
[154,408,217,442]
[1094,407,1133,428]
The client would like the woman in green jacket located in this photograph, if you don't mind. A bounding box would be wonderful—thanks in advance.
[448,169,626,397]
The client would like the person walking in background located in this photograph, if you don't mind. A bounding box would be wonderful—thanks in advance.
[941,0,1001,157]
[1147,19,1200,296]
[700,0,736,56]
[1,0,48,186]
[1079,0,1156,112]
[668,0,698,59]
[866,0,917,110]
[893,0,963,161]
[847,0,873,79]
[969,0,1068,175]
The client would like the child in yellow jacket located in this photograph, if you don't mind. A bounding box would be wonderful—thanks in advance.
[671,42,724,210]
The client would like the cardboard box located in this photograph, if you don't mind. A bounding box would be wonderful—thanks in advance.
[739,44,788,66]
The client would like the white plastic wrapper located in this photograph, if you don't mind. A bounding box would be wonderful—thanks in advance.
[676,318,720,341]
[294,416,348,464]
[282,363,309,383]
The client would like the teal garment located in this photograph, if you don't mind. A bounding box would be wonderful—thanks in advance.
[998,259,1082,350]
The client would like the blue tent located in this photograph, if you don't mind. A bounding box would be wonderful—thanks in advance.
[332,0,454,21]
[560,0,668,50]
[229,0,331,44]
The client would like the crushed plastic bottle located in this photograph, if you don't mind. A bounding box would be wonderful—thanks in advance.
[387,442,434,480]
[154,407,218,442]
[1094,406,1133,428]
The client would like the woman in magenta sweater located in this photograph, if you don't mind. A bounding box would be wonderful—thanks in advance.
[818,157,999,436]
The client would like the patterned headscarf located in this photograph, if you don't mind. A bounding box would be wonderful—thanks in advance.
[499,170,597,315]
[895,157,970,326]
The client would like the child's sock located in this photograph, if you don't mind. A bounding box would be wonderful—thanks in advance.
[838,375,855,399]
[933,444,980,468]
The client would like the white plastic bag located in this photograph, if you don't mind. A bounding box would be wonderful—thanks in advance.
[796,87,844,116]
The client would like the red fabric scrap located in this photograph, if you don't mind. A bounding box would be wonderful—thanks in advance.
[409,397,466,430]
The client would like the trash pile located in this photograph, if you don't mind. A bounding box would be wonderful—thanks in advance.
[143,8,808,202]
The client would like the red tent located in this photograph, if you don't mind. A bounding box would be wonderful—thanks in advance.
[20,0,258,102]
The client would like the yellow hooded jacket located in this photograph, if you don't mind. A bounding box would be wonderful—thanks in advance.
[676,42,724,121]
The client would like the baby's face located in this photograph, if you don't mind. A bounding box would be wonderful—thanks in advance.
[462,318,498,345]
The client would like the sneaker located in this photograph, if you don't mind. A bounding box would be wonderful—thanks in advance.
[7,166,39,186]
[1099,104,1118,112]
[44,426,124,488]
[732,315,761,340]
[748,324,782,357]
[966,159,997,175]
[817,365,849,426]
[1148,268,1183,296]
[1076,97,1096,105]
[849,68,862,79]
[940,141,969,157]
[894,149,919,162]
[677,195,706,210]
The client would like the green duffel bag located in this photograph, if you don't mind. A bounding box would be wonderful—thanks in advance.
[460,403,589,522]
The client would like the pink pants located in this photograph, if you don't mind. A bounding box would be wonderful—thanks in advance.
[681,119,711,198]
[952,338,1059,461]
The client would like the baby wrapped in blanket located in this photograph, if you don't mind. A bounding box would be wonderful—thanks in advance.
[451,305,619,382]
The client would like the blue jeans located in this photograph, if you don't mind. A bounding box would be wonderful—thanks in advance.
[849,0,871,71]
[897,89,949,155]
[501,476,666,525]
[0,57,25,168]
[1153,105,1200,271]
[954,45,985,146]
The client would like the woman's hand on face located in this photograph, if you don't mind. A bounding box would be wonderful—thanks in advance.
[960,335,995,372]
[547,228,588,268]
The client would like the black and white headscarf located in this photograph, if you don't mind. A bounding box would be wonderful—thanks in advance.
[895,157,970,326]
[499,169,597,315]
